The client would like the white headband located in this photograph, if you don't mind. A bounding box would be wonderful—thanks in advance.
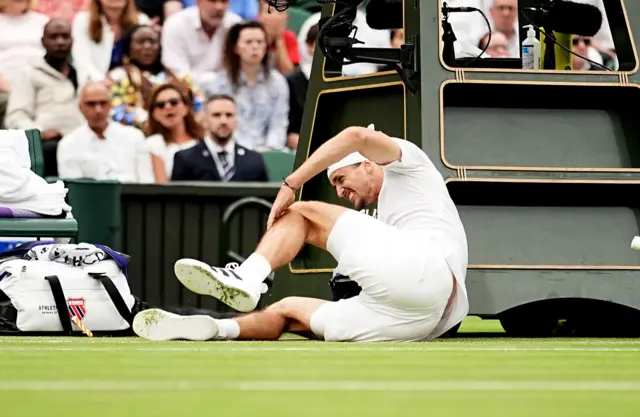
[326,124,375,179]
[327,152,368,178]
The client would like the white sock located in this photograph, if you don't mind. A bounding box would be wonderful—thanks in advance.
[216,319,240,340]
[235,253,272,290]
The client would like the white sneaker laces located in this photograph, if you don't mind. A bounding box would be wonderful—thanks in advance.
[222,261,268,294]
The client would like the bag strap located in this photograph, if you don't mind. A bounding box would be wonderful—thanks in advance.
[44,275,72,336]
[89,272,133,325]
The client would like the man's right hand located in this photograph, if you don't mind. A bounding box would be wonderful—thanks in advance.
[41,129,63,141]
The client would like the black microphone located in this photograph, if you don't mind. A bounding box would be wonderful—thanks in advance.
[530,1,602,36]
[442,3,479,13]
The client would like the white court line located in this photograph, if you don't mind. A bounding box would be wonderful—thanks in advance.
[1,346,640,352]
[3,339,640,345]
[1,380,640,391]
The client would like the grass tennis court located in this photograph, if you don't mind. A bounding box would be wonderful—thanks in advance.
[2,317,639,417]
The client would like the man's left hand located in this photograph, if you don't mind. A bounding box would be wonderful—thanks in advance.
[267,184,296,229]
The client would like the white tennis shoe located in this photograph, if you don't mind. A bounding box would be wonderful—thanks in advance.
[173,258,262,313]
[132,308,219,341]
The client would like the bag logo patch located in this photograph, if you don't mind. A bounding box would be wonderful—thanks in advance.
[67,298,86,320]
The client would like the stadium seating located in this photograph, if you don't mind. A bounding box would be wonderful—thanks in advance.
[262,150,296,181]
[0,129,78,243]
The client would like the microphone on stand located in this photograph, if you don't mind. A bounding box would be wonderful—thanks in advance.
[441,2,488,66]
[441,2,458,67]
[442,4,479,13]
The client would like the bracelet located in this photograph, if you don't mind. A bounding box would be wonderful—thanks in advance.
[282,178,299,192]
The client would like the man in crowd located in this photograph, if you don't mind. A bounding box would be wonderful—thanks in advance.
[161,0,242,88]
[57,82,154,183]
[5,19,84,177]
[171,94,268,182]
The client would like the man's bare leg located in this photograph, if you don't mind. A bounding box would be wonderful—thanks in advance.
[129,202,351,341]
[211,202,346,340]
[231,296,328,340]
[172,201,349,312]
[240,200,348,273]
[132,296,329,342]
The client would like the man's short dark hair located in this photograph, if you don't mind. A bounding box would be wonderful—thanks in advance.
[206,94,235,106]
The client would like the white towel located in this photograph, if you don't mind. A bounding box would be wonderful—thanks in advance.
[0,130,72,216]
[25,243,106,266]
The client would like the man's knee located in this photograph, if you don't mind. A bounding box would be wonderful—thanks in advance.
[289,202,349,248]
[265,296,304,316]
[265,296,328,329]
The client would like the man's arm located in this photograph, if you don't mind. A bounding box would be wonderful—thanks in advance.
[4,71,40,131]
[265,74,290,150]
[170,150,190,181]
[285,126,401,189]
[57,135,84,179]
[161,16,191,75]
[133,131,155,183]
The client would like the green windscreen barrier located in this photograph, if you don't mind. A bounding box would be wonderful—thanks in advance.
[65,179,122,251]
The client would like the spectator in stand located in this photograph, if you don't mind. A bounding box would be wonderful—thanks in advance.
[206,21,289,151]
[487,0,519,58]
[180,0,257,20]
[35,0,90,24]
[478,31,509,58]
[57,81,154,182]
[5,19,84,177]
[145,81,204,182]
[72,0,150,86]
[257,2,299,75]
[285,23,317,151]
[107,24,204,130]
[572,36,600,71]
[172,94,268,182]
[161,0,242,89]
[0,0,49,84]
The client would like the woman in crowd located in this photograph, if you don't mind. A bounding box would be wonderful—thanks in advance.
[107,24,204,130]
[0,0,48,127]
[205,20,289,152]
[72,0,149,86]
[145,81,203,183]
[0,0,49,83]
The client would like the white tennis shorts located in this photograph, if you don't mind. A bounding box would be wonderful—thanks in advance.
[309,210,454,342]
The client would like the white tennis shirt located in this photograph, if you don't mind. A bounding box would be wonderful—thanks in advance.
[378,138,469,339]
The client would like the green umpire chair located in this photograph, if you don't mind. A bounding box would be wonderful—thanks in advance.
[0,129,79,243]
[262,150,296,182]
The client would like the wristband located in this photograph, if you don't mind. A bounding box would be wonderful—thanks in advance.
[282,178,298,192]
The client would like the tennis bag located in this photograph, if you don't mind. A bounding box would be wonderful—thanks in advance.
[0,241,147,336]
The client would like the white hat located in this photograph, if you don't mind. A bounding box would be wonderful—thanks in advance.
[326,124,375,179]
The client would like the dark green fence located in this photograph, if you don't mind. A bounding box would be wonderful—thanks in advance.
[112,183,330,314]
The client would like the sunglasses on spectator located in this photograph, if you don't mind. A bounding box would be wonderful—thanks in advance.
[154,98,182,109]
[573,38,591,46]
